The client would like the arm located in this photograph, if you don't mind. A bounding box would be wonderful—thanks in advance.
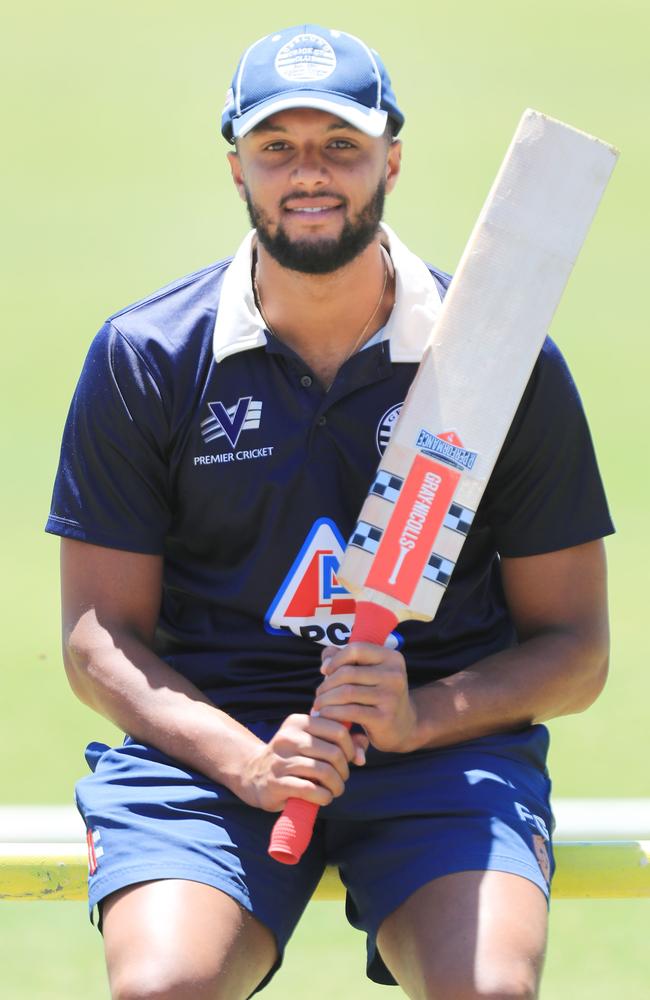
[312,538,610,752]
[61,538,363,808]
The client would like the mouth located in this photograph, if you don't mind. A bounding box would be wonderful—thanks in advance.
[281,197,345,221]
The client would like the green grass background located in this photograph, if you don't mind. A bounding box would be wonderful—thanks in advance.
[1,0,648,995]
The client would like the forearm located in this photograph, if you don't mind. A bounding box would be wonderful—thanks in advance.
[407,627,609,752]
[64,614,263,797]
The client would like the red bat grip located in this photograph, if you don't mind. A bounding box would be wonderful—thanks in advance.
[268,601,399,864]
[348,601,400,646]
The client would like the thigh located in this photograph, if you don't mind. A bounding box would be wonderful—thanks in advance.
[377,870,548,1000]
[77,739,326,994]
[102,878,276,1000]
[324,728,554,986]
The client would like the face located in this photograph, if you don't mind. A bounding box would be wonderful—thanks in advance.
[228,108,401,274]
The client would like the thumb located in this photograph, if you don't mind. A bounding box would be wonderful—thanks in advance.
[351,732,370,766]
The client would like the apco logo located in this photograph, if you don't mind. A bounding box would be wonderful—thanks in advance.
[265,518,399,648]
[201,397,262,447]
[376,403,403,455]
[415,429,478,472]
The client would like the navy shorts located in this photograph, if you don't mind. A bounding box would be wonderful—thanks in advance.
[76,723,554,991]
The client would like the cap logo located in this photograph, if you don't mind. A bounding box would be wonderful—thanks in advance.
[274,33,337,82]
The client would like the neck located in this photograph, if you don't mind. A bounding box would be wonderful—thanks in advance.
[253,237,395,388]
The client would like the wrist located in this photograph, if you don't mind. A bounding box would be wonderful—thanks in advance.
[387,695,429,754]
[200,723,266,799]
[402,686,443,752]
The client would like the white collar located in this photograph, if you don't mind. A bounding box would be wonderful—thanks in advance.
[212,223,443,364]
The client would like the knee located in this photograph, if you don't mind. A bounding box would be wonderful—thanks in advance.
[110,963,218,1000]
[419,960,539,1000]
[471,958,540,999]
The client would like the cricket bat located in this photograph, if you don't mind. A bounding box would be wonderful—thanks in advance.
[268,109,618,865]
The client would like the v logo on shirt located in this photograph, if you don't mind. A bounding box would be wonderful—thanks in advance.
[202,396,262,447]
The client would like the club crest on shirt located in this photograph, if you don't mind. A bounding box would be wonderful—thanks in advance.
[265,518,400,648]
[376,403,403,455]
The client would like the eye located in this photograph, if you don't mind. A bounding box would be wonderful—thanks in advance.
[263,140,291,152]
[328,139,356,150]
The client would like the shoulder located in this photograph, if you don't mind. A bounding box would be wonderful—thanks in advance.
[82,257,237,399]
[518,336,581,421]
[495,335,593,481]
[102,257,234,365]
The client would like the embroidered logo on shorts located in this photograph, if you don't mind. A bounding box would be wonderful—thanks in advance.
[86,828,103,876]
[532,834,551,884]
[515,802,550,840]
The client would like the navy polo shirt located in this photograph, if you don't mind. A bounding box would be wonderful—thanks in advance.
[46,226,613,723]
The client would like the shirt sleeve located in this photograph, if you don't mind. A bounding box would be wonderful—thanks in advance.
[481,338,614,557]
[45,321,172,554]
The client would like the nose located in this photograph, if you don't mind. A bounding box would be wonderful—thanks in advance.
[290,144,330,187]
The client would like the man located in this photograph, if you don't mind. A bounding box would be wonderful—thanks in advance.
[47,24,612,1000]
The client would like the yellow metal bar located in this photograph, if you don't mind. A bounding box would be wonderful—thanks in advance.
[0,844,87,901]
[551,840,650,899]
[1,841,649,902]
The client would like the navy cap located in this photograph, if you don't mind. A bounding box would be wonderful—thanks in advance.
[221,25,404,143]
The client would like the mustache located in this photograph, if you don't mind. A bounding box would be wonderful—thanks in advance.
[278,191,348,209]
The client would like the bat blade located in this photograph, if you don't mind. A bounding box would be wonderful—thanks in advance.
[268,109,618,866]
[338,109,618,626]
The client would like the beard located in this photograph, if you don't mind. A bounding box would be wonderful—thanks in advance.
[245,180,386,275]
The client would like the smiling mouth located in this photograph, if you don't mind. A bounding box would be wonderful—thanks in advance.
[282,197,345,218]
[288,205,339,213]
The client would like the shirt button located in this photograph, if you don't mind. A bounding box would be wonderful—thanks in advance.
[300,375,313,388]
[317,415,327,427]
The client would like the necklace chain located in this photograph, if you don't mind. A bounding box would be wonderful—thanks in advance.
[252,247,391,383]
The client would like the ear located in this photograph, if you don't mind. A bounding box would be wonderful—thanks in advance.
[384,139,402,195]
[227,150,248,203]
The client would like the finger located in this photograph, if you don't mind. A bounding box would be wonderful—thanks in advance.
[316,703,377,730]
[351,732,369,766]
[295,735,351,781]
[316,664,385,693]
[272,775,336,809]
[275,714,353,750]
[321,643,402,674]
[281,756,347,799]
[302,715,360,761]
[313,683,382,713]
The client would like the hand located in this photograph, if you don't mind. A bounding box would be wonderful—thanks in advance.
[236,713,366,813]
[312,643,419,754]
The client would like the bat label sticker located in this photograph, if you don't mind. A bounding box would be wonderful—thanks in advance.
[387,471,442,584]
[365,454,460,603]
[416,429,478,472]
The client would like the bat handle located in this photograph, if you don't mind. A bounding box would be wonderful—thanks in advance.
[347,600,399,645]
[268,600,399,865]
[267,797,319,864]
